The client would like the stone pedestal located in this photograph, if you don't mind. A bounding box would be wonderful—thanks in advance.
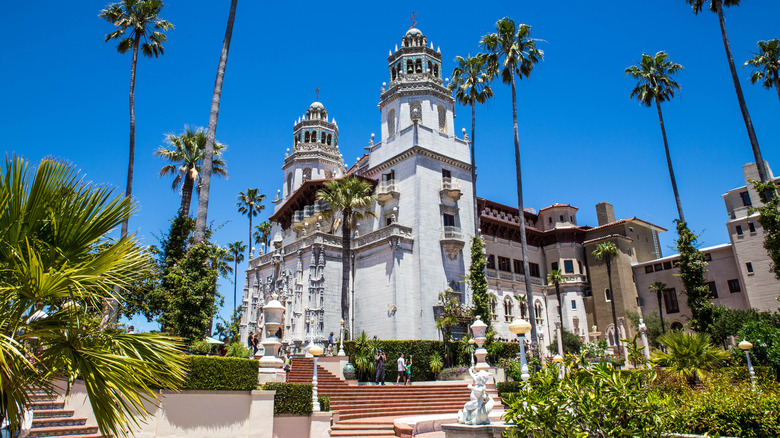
[257,368,287,384]
[259,294,285,369]
[471,316,489,371]
[441,422,509,438]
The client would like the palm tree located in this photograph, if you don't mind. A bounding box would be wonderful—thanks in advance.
[236,188,265,259]
[649,281,668,335]
[99,0,173,238]
[253,221,273,255]
[744,39,780,103]
[480,17,543,346]
[227,241,246,311]
[0,156,186,437]
[592,241,621,358]
[626,52,686,222]
[155,126,228,217]
[194,0,238,243]
[684,0,770,185]
[449,54,494,234]
[650,331,729,384]
[316,176,377,324]
[547,269,565,354]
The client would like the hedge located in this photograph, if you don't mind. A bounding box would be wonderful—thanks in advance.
[183,356,259,390]
[264,382,313,415]
[343,339,520,381]
[497,381,523,396]
[318,396,330,412]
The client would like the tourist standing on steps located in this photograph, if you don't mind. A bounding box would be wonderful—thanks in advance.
[375,349,386,385]
[405,356,413,385]
[396,353,406,385]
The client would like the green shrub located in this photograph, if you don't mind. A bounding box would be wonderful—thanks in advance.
[318,396,330,412]
[184,356,259,390]
[264,382,313,415]
[497,381,524,396]
[190,339,213,355]
[226,342,253,358]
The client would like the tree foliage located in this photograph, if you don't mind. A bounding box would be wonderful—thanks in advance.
[751,180,780,280]
[467,236,489,328]
[744,38,780,101]
[674,221,712,332]
[650,331,728,384]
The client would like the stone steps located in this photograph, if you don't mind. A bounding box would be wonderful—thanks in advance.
[26,391,103,438]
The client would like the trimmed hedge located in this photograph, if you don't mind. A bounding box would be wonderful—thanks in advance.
[318,396,330,412]
[184,356,259,390]
[264,382,313,415]
[343,339,520,381]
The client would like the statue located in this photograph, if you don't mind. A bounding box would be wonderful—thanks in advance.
[458,367,495,425]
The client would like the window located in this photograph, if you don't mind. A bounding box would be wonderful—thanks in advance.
[663,288,680,314]
[645,265,654,274]
[514,259,524,274]
[551,262,559,271]
[584,288,592,297]
[438,106,447,134]
[748,222,756,233]
[663,261,672,270]
[746,262,754,273]
[387,109,396,136]
[305,131,310,142]
[606,325,617,346]
[704,253,712,262]
[736,225,744,235]
[386,216,393,226]
[442,169,452,179]
[705,281,718,299]
[578,260,583,274]
[383,170,395,181]
[490,296,498,321]
[728,279,741,293]
[740,191,752,207]
[442,213,455,227]
[407,59,413,73]
[327,134,332,145]
[486,255,496,270]
[534,301,544,323]
[529,263,540,278]
[548,217,553,224]
[654,263,663,271]
[604,288,612,302]
[671,322,684,331]
[564,260,574,274]
[571,300,577,310]
[302,168,312,182]
[503,297,513,322]
[498,256,511,272]
[520,301,528,319]
[637,296,643,306]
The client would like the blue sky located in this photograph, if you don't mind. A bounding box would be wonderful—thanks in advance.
[3,1,779,332]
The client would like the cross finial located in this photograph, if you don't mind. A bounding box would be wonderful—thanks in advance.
[409,11,418,29]
[315,87,320,101]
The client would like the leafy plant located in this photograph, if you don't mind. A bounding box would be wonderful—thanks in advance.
[675,221,713,333]
[546,329,583,355]
[466,236,490,330]
[190,339,213,355]
[735,318,780,378]
[620,333,646,367]
[751,180,780,280]
[226,342,253,359]
[435,289,468,366]
[429,352,444,376]
[351,331,377,381]
[650,331,728,384]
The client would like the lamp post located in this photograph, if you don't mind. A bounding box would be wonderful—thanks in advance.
[468,338,476,368]
[509,317,532,385]
[739,340,756,389]
[309,344,324,412]
[338,319,346,356]
[553,354,564,380]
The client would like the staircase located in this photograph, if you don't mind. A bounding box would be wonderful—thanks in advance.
[287,357,501,437]
[28,391,102,438]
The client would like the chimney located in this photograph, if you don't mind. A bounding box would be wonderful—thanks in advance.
[596,202,615,226]
[743,161,774,184]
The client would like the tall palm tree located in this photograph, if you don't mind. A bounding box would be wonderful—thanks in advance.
[194,0,238,243]
[155,126,228,217]
[744,39,780,103]
[547,269,565,355]
[253,221,272,254]
[99,0,173,238]
[236,188,265,259]
[316,177,377,324]
[626,52,686,222]
[481,17,544,346]
[227,241,246,311]
[0,156,186,437]
[592,241,621,358]
[449,54,494,235]
[684,0,770,185]
[650,281,668,335]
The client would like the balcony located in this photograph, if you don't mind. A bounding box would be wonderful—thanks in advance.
[440,177,462,202]
[440,226,465,260]
[376,179,400,204]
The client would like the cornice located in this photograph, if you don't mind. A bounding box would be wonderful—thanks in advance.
[367,145,473,175]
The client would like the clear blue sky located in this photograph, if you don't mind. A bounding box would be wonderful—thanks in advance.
[4,1,779,332]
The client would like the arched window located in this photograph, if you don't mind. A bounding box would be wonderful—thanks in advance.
[520,301,528,319]
[415,59,422,73]
[387,109,396,136]
[321,132,326,143]
[605,288,612,302]
[438,106,447,134]
[304,132,310,142]
[489,296,498,321]
[534,300,544,325]
[434,64,439,77]
[286,174,292,196]
[294,135,298,146]
[391,67,397,81]
[428,60,432,73]
[302,168,312,182]
[407,60,413,73]
[327,134,332,145]
[606,324,617,346]
[503,296,514,322]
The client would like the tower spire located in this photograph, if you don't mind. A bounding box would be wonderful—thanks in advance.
[409,11,418,29]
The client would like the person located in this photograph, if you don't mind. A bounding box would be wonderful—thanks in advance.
[328,332,334,354]
[396,353,406,385]
[283,354,291,373]
[252,334,260,355]
[405,356,413,385]
[127,325,135,334]
[375,349,386,385]
[248,331,254,349]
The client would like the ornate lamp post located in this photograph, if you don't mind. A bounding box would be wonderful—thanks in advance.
[553,354,564,379]
[468,338,476,368]
[309,344,324,412]
[509,317,532,385]
[739,340,756,389]
[338,318,346,356]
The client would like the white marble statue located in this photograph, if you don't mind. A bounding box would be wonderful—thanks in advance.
[458,367,495,425]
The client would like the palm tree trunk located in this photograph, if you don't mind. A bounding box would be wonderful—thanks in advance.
[470,101,479,235]
[179,172,194,217]
[194,0,238,243]
[656,289,666,335]
[606,260,622,358]
[341,211,351,324]
[775,77,780,104]
[510,74,539,346]
[716,4,769,185]
[248,206,253,260]
[655,100,685,222]
[555,284,564,354]
[233,259,238,310]
[121,34,141,239]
